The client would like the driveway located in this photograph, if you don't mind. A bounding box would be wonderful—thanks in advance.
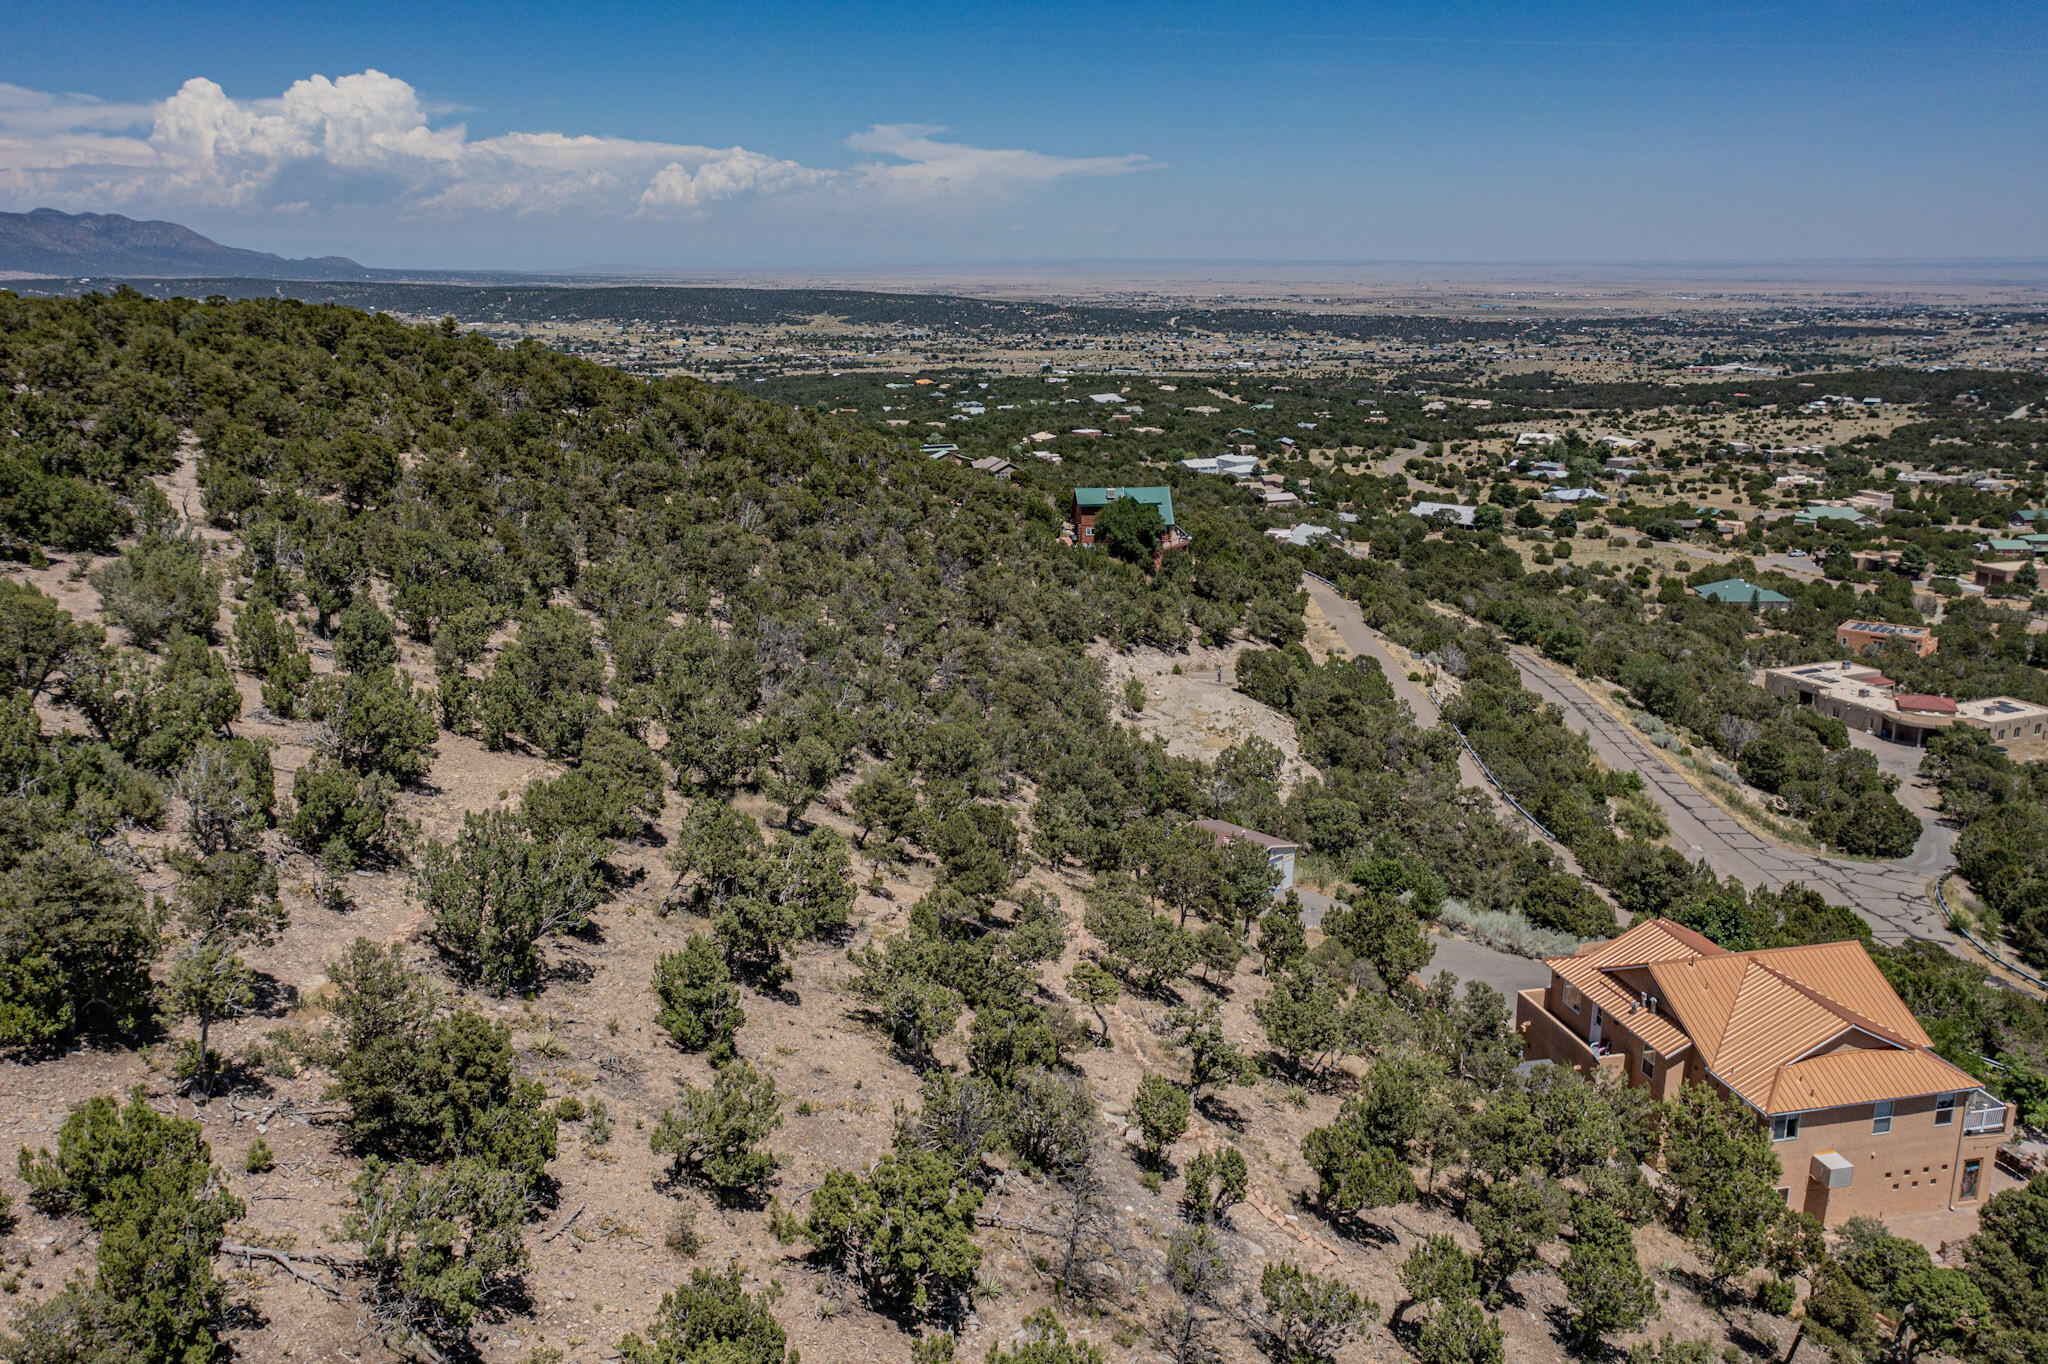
[1292,887,1550,998]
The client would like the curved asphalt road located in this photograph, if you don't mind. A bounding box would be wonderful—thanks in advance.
[1303,575,1951,947]
[1505,645,1951,945]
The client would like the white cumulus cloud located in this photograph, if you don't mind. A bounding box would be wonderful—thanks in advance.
[638,148,834,215]
[0,71,1153,227]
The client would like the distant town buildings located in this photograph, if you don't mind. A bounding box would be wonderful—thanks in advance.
[1794,503,1874,528]
[1179,453,1260,477]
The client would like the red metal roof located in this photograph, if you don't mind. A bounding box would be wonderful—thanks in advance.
[1895,694,1957,714]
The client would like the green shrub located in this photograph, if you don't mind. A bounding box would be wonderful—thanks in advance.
[618,1260,795,1364]
[653,933,744,1061]
[419,809,606,994]
[286,756,405,871]
[343,1155,529,1352]
[1256,1261,1371,1363]
[305,667,437,782]
[72,632,240,773]
[89,532,221,647]
[0,836,156,1047]
[805,1147,982,1313]
[649,1060,783,1196]
[15,1091,243,1362]
[1132,1074,1190,1162]
[984,1308,1105,1364]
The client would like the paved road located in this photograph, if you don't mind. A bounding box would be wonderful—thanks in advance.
[1305,574,1952,946]
[1505,644,1950,945]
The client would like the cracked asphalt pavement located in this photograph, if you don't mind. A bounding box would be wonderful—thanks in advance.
[1304,575,1955,948]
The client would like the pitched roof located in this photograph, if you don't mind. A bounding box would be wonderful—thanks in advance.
[1545,919,1967,1114]
[1692,578,1793,605]
[1190,818,1296,852]
[1550,954,1694,1056]
[1768,1047,1979,1114]
[1072,486,1177,526]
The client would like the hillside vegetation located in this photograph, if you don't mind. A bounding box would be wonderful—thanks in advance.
[2,289,2046,1364]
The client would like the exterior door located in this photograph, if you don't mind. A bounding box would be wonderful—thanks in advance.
[1961,1160,1981,1200]
[1589,1006,1603,1049]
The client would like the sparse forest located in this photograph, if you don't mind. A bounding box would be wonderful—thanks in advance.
[1,287,2045,1364]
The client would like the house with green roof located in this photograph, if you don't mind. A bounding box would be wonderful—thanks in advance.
[1070,486,1190,553]
[1692,578,1793,610]
[1793,503,1873,527]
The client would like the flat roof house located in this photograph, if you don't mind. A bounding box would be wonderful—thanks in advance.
[1836,620,1937,658]
[1190,818,1297,892]
[1761,661,2048,747]
[1692,578,1793,610]
[1516,918,2010,1225]
[1973,560,2029,588]
[1409,501,1478,527]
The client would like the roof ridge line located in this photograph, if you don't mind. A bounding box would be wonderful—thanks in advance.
[1743,955,1916,1052]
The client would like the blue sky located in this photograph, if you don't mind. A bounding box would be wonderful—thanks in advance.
[2,1,2042,269]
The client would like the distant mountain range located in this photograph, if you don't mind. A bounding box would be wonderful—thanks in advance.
[0,208,376,280]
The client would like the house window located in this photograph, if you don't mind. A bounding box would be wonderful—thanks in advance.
[1563,986,1582,1014]
[1641,1051,1656,1080]
[1935,1094,1956,1126]
[1872,1100,1894,1136]
[1772,1115,1800,1141]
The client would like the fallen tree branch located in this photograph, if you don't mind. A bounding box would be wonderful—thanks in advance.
[541,1204,585,1243]
[221,1242,355,1297]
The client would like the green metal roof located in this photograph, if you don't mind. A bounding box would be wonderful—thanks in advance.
[1693,578,1792,605]
[1794,504,1871,523]
[1988,539,2032,553]
[1073,486,1177,527]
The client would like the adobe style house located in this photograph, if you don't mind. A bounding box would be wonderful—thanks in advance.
[1516,919,2010,1224]
[1835,619,1937,659]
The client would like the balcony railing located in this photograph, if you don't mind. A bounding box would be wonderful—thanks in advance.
[1964,1102,2008,1135]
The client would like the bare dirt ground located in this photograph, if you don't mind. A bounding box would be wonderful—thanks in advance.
[1090,641,1319,796]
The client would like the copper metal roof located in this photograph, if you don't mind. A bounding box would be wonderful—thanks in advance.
[1766,1047,1979,1114]
[1545,919,1963,1115]
[1550,954,1694,1057]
